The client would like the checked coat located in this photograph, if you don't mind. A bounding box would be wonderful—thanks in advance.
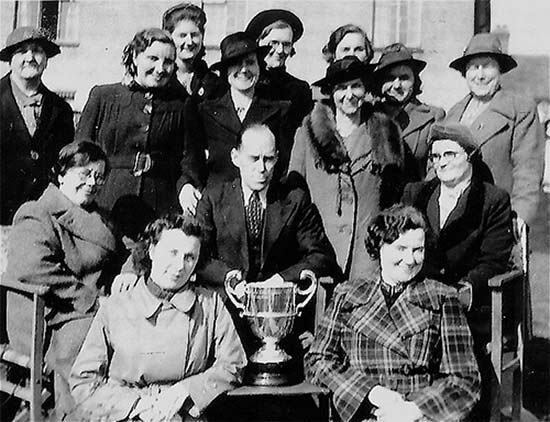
[305,276,480,422]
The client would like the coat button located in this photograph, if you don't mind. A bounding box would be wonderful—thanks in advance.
[440,268,445,275]
[143,124,149,132]
[30,150,39,160]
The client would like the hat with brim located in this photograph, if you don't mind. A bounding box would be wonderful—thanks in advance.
[313,56,373,93]
[210,32,269,71]
[0,27,60,62]
[245,9,304,43]
[428,122,479,155]
[373,43,426,76]
[449,33,517,74]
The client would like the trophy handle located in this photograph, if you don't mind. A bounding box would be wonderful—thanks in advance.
[224,271,246,316]
[295,270,317,316]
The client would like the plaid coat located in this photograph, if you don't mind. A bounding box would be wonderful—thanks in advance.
[305,275,480,422]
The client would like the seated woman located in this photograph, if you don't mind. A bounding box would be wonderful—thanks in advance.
[306,204,480,422]
[69,214,247,422]
[289,56,416,280]
[5,141,120,416]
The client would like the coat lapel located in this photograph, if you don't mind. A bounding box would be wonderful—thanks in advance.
[223,181,249,268]
[390,282,432,341]
[204,92,242,135]
[470,90,512,147]
[345,279,409,358]
[0,75,33,144]
[400,101,435,153]
[243,96,282,126]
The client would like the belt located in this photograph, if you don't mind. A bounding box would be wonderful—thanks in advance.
[109,152,163,176]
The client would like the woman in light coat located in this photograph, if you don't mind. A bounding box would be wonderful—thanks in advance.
[289,56,416,280]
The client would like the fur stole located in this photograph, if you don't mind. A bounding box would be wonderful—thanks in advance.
[304,102,404,174]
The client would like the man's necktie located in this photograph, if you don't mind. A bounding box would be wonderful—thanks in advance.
[247,191,263,239]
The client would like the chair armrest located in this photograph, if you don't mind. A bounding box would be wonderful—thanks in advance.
[0,278,50,296]
[318,276,334,287]
[487,269,523,288]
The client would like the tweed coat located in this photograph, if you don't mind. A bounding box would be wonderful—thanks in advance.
[0,73,74,224]
[379,99,445,178]
[178,91,291,191]
[5,184,119,328]
[289,102,417,280]
[446,88,544,225]
[401,177,513,315]
[76,82,188,213]
[305,276,480,422]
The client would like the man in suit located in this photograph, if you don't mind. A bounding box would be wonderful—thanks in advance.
[401,122,514,421]
[0,27,74,224]
[196,123,339,364]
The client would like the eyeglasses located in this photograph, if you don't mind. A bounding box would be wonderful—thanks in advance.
[267,40,293,52]
[73,169,106,185]
[428,150,463,163]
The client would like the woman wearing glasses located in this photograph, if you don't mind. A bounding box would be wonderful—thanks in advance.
[401,122,514,420]
[5,141,122,418]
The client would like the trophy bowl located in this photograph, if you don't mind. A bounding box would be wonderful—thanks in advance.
[225,270,317,385]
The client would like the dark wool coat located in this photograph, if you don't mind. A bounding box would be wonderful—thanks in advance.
[401,177,514,314]
[76,82,188,214]
[0,74,74,224]
[257,67,313,135]
[179,58,226,102]
[289,102,418,279]
[379,98,445,178]
[306,276,480,422]
[178,91,291,190]
[446,88,544,225]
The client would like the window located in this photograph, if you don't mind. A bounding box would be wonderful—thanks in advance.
[372,0,423,50]
[14,0,79,45]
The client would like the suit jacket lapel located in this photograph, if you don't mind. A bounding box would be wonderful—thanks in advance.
[223,181,249,268]
[261,182,293,268]
[243,96,281,126]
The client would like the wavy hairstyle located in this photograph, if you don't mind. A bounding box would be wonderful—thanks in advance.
[132,213,204,278]
[322,24,373,64]
[162,3,207,61]
[50,141,109,184]
[121,28,175,78]
[364,204,427,259]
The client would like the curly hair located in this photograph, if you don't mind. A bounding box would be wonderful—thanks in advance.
[364,204,427,259]
[121,28,175,78]
[132,213,203,277]
[322,24,373,64]
[50,141,109,184]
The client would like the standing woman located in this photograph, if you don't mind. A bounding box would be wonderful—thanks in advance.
[446,33,544,225]
[322,24,374,64]
[77,28,186,224]
[373,43,445,178]
[289,56,414,280]
[5,141,120,417]
[162,2,223,101]
[178,32,290,214]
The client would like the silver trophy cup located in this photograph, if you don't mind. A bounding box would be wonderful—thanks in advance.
[225,270,317,384]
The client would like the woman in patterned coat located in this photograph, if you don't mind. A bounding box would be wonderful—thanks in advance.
[306,204,480,422]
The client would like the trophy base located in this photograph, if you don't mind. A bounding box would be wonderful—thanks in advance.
[244,359,302,386]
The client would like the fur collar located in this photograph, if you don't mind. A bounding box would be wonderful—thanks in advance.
[304,102,404,174]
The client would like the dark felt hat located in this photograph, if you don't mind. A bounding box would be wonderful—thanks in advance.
[210,32,268,71]
[428,122,479,154]
[449,33,517,74]
[374,43,426,76]
[245,9,304,43]
[0,27,60,62]
[312,56,373,92]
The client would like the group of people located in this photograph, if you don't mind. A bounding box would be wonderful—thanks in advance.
[1,2,545,422]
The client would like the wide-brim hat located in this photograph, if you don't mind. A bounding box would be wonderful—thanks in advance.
[428,122,479,155]
[449,33,517,74]
[210,32,269,71]
[0,27,60,62]
[245,9,304,43]
[313,56,373,92]
[374,42,426,76]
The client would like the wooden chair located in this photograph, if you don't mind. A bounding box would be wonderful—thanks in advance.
[226,275,334,422]
[488,218,529,422]
[0,225,51,422]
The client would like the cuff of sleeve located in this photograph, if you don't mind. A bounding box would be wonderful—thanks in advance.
[457,280,473,312]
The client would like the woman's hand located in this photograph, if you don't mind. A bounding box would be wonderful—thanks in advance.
[368,385,404,408]
[179,184,202,215]
[299,331,315,350]
[373,400,423,422]
[111,272,139,294]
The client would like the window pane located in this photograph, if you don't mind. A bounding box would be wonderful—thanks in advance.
[58,0,79,41]
[15,0,40,28]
